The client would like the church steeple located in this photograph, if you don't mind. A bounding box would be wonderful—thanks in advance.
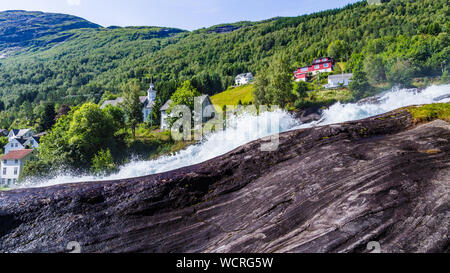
[147,78,156,102]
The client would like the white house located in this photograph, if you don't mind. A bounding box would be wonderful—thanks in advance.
[235,73,254,86]
[325,73,353,89]
[4,136,40,155]
[101,82,157,122]
[1,129,41,186]
[1,149,34,187]
[160,95,215,130]
[160,99,172,130]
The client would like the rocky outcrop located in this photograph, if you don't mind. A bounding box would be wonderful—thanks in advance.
[0,107,449,253]
[207,25,242,34]
[292,106,323,123]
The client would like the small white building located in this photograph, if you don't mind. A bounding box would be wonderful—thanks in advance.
[325,73,353,89]
[160,99,173,130]
[160,95,215,130]
[235,73,254,86]
[1,149,34,187]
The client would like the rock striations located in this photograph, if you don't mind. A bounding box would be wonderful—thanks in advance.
[0,107,449,253]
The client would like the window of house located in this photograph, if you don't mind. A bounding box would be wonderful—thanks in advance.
[3,168,6,175]
[13,179,17,183]
[314,65,320,69]
[3,160,6,164]
[1,178,5,185]
[14,167,18,175]
[7,179,11,185]
[301,67,308,72]
[324,63,329,68]
[15,159,18,164]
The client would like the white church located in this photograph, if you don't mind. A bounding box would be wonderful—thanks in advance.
[101,81,215,130]
[101,82,157,122]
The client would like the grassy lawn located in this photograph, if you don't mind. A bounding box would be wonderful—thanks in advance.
[210,83,352,111]
[124,125,195,160]
[294,88,354,110]
[0,187,10,191]
[310,88,353,103]
[211,84,254,111]
[407,103,450,123]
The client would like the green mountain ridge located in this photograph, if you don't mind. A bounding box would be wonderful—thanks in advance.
[0,0,448,129]
[0,10,102,51]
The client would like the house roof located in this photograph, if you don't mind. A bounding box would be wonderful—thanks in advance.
[17,129,32,137]
[160,99,173,111]
[141,97,156,109]
[139,96,148,104]
[198,95,211,103]
[101,96,153,108]
[160,95,212,112]
[328,73,353,81]
[1,149,33,160]
[235,73,253,79]
[101,97,124,108]
[312,57,333,65]
[28,136,41,144]
[14,137,28,145]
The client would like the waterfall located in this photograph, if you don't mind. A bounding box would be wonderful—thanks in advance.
[18,84,450,188]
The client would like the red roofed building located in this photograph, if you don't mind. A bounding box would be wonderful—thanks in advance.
[1,149,34,186]
[294,57,335,82]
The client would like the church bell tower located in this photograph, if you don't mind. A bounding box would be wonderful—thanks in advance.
[147,79,156,103]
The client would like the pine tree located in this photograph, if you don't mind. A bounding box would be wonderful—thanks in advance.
[350,59,373,100]
[39,102,56,132]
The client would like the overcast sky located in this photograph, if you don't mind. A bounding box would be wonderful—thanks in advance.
[0,0,361,30]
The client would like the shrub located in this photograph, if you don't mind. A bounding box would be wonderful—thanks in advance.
[90,149,118,176]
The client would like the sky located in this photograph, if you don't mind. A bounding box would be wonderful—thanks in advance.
[0,0,361,31]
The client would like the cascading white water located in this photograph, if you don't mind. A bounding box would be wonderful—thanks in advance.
[318,85,450,125]
[18,84,450,188]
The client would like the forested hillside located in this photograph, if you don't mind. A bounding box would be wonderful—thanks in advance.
[0,0,448,129]
[0,10,101,51]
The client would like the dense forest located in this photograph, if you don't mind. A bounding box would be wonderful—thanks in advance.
[0,0,448,130]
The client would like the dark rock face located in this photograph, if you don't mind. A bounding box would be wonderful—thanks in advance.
[207,25,241,34]
[0,108,449,253]
[292,107,323,123]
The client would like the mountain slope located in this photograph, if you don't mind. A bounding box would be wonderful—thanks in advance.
[0,10,101,51]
